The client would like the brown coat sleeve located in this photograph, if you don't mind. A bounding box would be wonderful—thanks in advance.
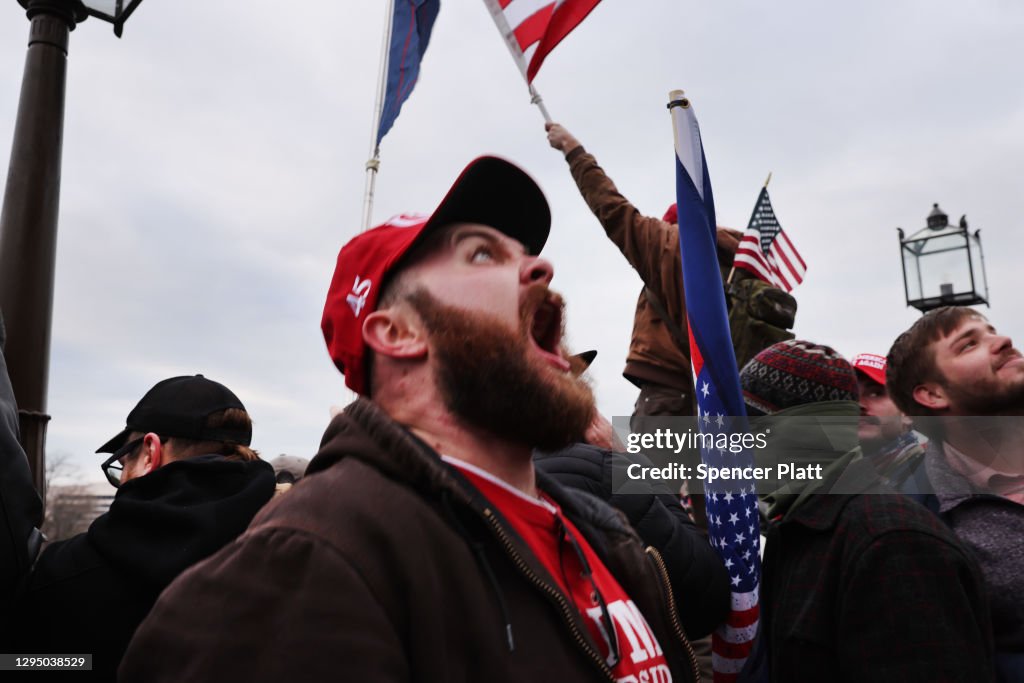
[565,147,686,331]
[119,528,409,683]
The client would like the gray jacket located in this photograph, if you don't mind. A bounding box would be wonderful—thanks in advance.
[925,441,1024,657]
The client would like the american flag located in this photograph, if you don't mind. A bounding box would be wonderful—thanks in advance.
[377,0,440,144]
[483,0,602,82]
[733,186,806,292]
[669,91,761,683]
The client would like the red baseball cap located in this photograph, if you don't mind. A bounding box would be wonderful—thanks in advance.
[321,156,551,394]
[663,203,678,224]
[851,353,887,386]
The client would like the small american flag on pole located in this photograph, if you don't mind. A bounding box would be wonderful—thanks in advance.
[733,186,806,292]
[483,0,602,82]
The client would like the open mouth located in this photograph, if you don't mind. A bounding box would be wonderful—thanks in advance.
[529,294,570,372]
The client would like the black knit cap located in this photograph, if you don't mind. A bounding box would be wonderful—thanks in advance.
[739,340,858,415]
[96,375,251,453]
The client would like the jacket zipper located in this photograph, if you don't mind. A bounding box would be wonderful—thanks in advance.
[481,508,616,683]
[646,546,701,683]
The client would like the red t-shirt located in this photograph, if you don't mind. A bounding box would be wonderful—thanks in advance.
[444,457,673,683]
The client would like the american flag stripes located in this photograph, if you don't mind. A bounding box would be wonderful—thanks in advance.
[733,186,806,292]
[483,0,602,82]
[669,91,761,682]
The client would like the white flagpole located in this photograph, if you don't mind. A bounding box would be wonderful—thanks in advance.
[362,0,396,233]
[483,0,554,124]
[528,83,553,123]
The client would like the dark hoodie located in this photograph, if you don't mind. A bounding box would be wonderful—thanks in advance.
[7,454,274,681]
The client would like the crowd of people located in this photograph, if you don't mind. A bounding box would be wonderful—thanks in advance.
[0,124,1020,682]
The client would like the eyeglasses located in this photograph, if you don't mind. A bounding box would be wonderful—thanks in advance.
[100,436,145,489]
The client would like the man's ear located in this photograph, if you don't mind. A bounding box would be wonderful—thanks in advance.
[912,382,949,413]
[363,305,428,360]
[140,432,164,474]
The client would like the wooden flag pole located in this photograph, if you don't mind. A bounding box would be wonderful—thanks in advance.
[361,0,396,233]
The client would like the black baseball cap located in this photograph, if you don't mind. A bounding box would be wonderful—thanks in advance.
[96,375,252,453]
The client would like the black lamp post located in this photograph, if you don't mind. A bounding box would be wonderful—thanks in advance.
[0,0,146,506]
[898,203,989,313]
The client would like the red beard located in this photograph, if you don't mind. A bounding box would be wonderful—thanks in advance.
[406,288,595,452]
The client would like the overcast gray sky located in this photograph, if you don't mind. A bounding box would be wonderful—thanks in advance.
[2,1,1022,485]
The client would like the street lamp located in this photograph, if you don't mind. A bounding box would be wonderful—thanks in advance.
[898,203,989,313]
[73,0,146,37]
[0,0,147,506]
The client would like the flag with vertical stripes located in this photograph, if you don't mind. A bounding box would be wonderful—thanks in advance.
[669,91,761,683]
[483,0,602,82]
[733,187,806,291]
[377,0,441,145]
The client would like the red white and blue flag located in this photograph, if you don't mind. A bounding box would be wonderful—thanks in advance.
[483,0,602,82]
[377,0,440,144]
[733,186,806,292]
[669,91,762,682]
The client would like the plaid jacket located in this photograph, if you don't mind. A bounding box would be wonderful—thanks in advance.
[761,456,994,681]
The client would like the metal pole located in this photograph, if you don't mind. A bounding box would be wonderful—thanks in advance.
[528,83,552,123]
[0,0,83,504]
[361,0,395,232]
[975,230,989,306]
[962,226,980,307]
[896,228,913,311]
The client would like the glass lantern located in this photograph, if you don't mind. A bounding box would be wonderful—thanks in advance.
[899,203,988,313]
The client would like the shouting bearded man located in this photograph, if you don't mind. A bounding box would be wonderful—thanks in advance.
[120,157,713,683]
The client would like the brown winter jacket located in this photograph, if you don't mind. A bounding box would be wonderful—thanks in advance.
[119,398,702,683]
[565,147,741,407]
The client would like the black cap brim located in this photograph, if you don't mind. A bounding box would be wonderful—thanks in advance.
[423,156,550,255]
[96,427,131,454]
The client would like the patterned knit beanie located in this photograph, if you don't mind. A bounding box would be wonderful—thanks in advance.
[739,339,858,415]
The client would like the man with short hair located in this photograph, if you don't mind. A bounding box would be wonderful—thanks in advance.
[850,353,924,485]
[122,157,712,682]
[6,374,275,681]
[887,306,1024,679]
